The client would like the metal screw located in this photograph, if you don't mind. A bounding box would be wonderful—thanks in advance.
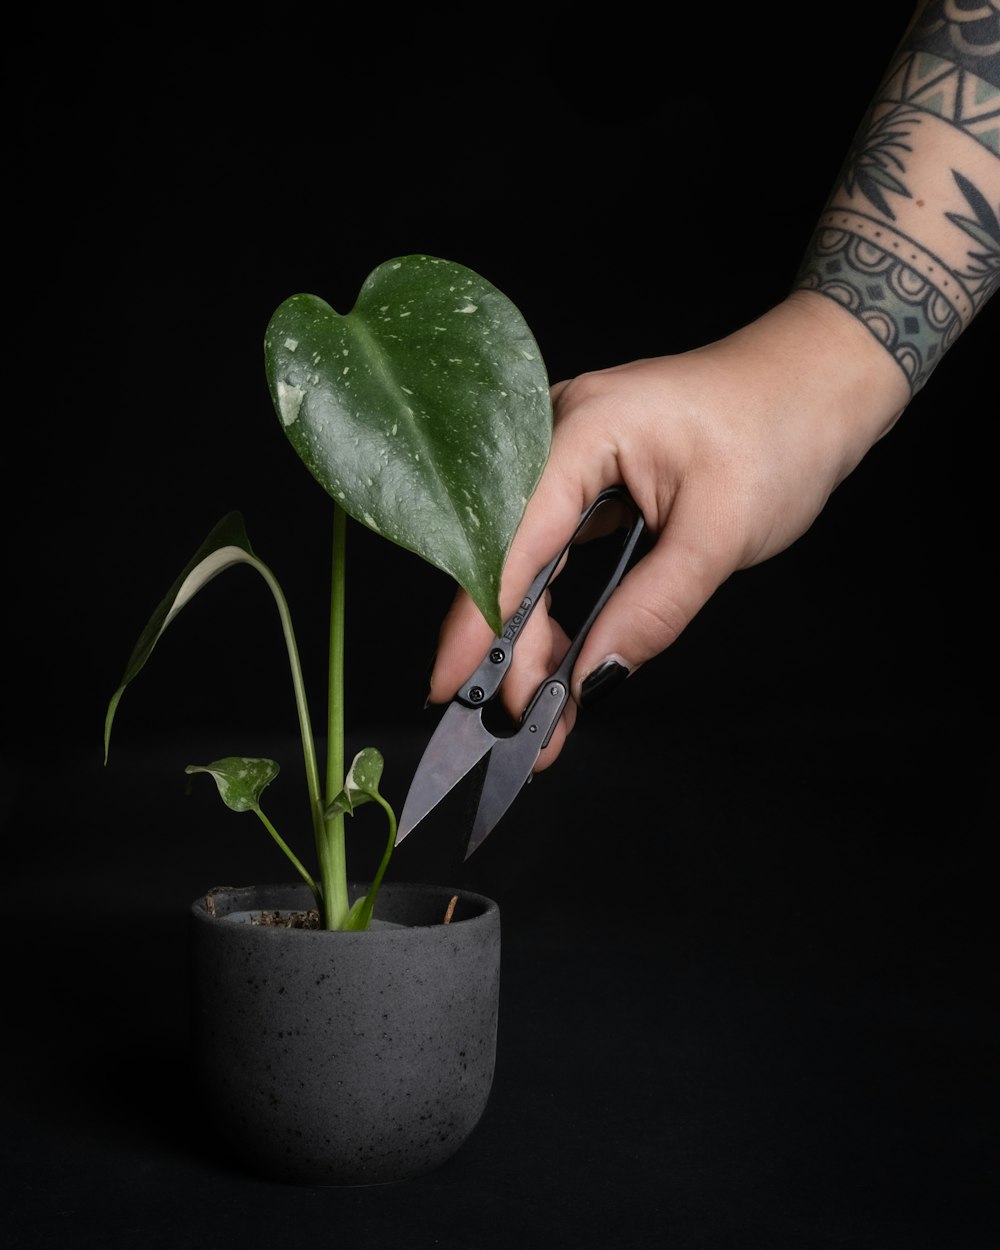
[490,648,505,664]
[468,686,485,703]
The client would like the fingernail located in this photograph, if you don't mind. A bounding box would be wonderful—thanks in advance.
[579,657,630,709]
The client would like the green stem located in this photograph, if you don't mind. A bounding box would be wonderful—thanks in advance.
[249,558,326,876]
[353,795,397,930]
[321,504,350,929]
[255,807,321,908]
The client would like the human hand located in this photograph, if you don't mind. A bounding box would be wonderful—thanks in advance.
[428,291,910,770]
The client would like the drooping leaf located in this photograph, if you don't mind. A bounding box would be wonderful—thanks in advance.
[185,757,280,813]
[104,511,263,760]
[264,255,552,635]
[326,747,385,819]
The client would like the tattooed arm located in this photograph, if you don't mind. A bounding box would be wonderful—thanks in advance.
[429,1,999,768]
[795,0,1000,391]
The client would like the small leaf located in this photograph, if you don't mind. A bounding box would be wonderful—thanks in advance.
[185,757,280,813]
[344,896,369,929]
[326,747,384,819]
[104,512,261,760]
[264,255,553,635]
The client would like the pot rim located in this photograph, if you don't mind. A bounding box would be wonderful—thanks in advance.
[190,880,499,939]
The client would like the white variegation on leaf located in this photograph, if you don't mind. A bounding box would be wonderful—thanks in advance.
[326,748,385,819]
[105,255,552,931]
[264,255,553,635]
[185,757,280,813]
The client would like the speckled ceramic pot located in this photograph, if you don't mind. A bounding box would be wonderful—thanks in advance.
[189,881,501,1186]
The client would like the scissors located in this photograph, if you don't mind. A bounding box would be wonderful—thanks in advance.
[396,485,646,859]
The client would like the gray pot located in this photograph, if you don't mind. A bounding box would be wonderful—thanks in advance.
[189,881,501,1186]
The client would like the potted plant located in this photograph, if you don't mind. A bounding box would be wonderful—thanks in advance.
[103,254,552,1185]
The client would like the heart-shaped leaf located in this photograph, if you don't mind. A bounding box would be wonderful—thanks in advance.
[264,255,552,635]
[185,757,280,813]
[326,747,385,819]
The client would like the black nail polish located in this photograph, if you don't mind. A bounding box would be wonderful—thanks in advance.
[579,659,629,709]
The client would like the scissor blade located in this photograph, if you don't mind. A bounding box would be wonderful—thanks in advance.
[464,679,567,858]
[396,702,496,846]
[464,746,536,859]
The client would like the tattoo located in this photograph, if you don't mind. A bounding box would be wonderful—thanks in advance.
[948,168,1000,301]
[794,1,1000,394]
[841,104,922,221]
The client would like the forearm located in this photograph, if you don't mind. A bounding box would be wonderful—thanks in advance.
[793,0,1000,395]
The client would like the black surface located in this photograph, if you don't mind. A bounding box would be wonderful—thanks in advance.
[6,6,996,1247]
[5,705,995,1248]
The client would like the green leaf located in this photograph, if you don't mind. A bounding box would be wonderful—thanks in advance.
[344,896,369,929]
[104,512,263,761]
[264,255,552,635]
[326,747,385,819]
[185,757,280,813]
[327,748,398,932]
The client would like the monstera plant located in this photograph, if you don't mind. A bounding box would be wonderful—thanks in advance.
[104,254,552,931]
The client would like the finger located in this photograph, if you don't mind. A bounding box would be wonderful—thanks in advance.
[427,587,496,704]
[497,602,576,772]
[570,518,737,706]
[532,698,575,772]
[527,616,577,773]
[493,389,620,621]
[431,581,578,769]
[431,389,618,703]
[501,595,573,719]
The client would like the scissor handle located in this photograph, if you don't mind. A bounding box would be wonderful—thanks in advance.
[455,486,645,710]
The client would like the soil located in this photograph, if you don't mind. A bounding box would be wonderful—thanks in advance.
[202,890,458,927]
[251,909,322,928]
[248,897,458,928]
[201,890,321,927]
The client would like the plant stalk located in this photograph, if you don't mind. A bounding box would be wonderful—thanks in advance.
[247,558,327,882]
[321,504,350,928]
[255,808,321,906]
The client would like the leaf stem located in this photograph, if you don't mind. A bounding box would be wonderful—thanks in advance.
[255,808,321,907]
[352,795,397,931]
[321,504,350,929]
[248,558,327,880]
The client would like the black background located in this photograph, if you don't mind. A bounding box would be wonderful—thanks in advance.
[5,5,996,1247]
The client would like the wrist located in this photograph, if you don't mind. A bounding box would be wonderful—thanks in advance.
[751,291,912,483]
